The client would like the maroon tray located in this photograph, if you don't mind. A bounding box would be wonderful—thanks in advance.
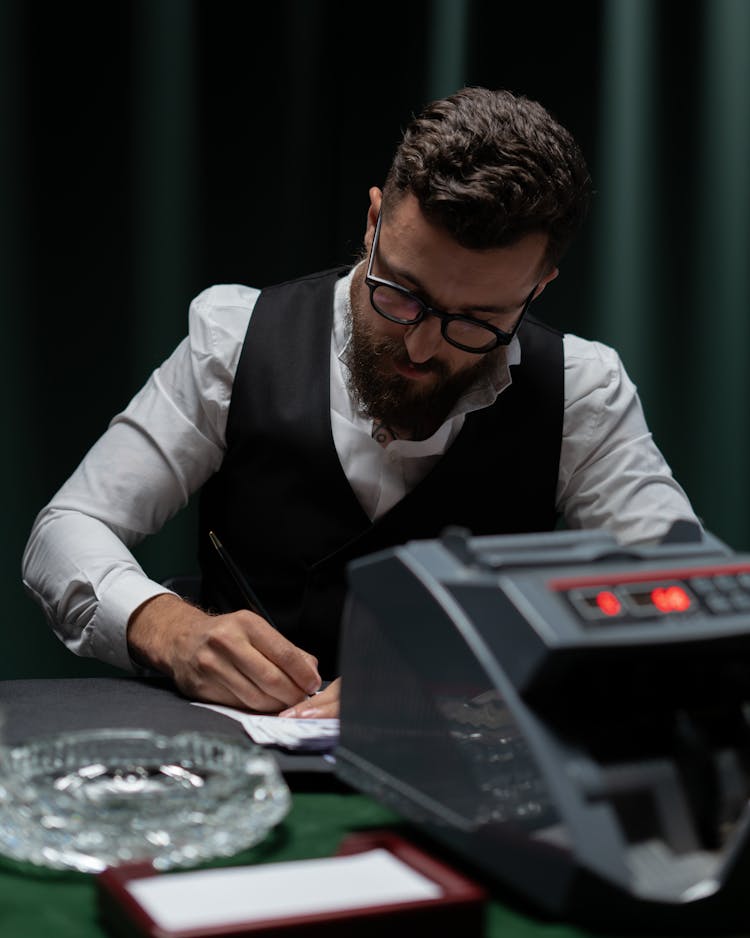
[97,830,486,938]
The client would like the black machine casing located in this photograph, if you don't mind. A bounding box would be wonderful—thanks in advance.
[335,527,750,932]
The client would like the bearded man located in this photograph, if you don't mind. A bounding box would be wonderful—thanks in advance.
[23,88,698,718]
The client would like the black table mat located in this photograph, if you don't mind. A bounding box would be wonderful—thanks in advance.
[0,677,338,783]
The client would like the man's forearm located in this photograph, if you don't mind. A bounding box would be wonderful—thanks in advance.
[127,593,200,675]
[23,506,171,671]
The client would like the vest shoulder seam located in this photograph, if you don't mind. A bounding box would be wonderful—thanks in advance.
[259,266,350,294]
[522,314,563,339]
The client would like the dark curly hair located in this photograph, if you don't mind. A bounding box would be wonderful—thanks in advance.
[382,87,592,269]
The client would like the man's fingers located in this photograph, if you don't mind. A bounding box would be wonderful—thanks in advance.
[280,677,341,719]
[134,597,324,712]
[188,639,287,711]
[291,700,339,719]
[187,674,284,713]
[240,612,321,695]
[190,614,316,709]
[227,646,311,710]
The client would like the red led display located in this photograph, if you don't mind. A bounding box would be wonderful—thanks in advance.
[651,585,692,613]
[595,591,622,616]
[567,580,696,624]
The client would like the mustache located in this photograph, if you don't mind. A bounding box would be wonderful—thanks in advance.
[373,337,449,378]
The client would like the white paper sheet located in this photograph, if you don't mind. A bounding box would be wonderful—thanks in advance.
[127,848,443,931]
[191,701,339,751]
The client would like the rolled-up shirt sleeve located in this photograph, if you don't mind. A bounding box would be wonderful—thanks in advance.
[557,335,700,544]
[22,284,258,671]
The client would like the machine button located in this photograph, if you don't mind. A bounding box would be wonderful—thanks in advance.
[689,577,716,594]
[728,591,750,612]
[713,574,738,592]
[703,593,734,614]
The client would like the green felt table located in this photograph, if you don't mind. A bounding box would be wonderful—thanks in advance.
[0,791,603,938]
[0,679,741,938]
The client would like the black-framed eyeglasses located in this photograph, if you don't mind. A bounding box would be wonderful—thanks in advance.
[365,211,538,354]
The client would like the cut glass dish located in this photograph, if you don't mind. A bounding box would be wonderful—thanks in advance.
[0,728,290,873]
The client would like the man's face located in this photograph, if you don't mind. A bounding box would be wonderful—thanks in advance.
[347,188,557,438]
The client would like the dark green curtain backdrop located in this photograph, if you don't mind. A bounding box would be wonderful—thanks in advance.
[3,0,749,678]
[592,0,750,550]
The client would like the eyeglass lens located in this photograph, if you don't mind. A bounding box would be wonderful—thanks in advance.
[371,283,501,351]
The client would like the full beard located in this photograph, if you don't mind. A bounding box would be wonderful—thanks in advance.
[346,266,500,440]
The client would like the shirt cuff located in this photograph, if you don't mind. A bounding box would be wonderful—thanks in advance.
[90,573,176,673]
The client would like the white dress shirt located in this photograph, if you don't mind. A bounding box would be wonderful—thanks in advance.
[23,268,698,672]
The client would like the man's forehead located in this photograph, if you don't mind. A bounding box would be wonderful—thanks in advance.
[380,197,549,305]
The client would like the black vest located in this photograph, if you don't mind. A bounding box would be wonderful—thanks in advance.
[199,268,564,676]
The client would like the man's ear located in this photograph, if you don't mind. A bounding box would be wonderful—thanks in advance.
[364,187,383,251]
[534,265,559,300]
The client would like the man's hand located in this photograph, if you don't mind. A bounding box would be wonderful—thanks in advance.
[127,593,321,711]
[279,677,341,719]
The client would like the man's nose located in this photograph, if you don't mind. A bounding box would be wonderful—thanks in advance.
[403,315,443,363]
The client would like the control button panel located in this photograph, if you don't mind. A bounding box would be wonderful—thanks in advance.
[561,567,750,627]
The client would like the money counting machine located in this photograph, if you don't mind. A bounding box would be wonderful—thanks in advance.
[335,524,750,931]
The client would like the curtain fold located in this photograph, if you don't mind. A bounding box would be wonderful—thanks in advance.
[129,0,199,582]
[1,2,46,678]
[689,0,750,546]
[427,0,471,101]
[131,0,196,375]
[592,0,750,547]
[593,0,658,399]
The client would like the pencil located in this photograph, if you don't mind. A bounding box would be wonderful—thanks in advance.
[208,529,274,624]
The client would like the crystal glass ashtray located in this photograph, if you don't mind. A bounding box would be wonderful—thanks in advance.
[0,728,291,873]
